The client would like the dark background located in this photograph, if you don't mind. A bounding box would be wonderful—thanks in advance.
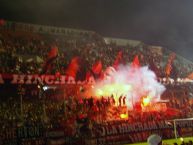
[0,0,193,61]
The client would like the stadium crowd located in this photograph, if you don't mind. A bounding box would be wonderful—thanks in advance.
[0,21,193,144]
[0,88,193,135]
[1,22,193,77]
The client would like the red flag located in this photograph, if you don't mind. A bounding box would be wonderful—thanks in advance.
[113,51,123,69]
[165,52,176,77]
[85,71,92,81]
[132,55,140,68]
[42,46,58,74]
[92,60,102,75]
[47,46,58,60]
[65,57,80,78]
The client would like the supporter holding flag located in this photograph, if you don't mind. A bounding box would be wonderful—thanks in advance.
[85,70,93,81]
[86,60,103,80]
[42,45,58,74]
[47,46,58,60]
[65,56,80,79]
[92,60,104,79]
[165,52,176,77]
[132,55,140,68]
[92,60,102,75]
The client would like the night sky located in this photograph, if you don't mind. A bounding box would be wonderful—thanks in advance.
[0,0,193,61]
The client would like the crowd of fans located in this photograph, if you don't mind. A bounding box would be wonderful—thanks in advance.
[0,86,193,136]
[1,22,193,77]
[0,21,193,143]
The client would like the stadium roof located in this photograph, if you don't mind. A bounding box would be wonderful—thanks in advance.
[0,0,193,62]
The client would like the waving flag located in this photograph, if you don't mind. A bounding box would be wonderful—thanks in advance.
[65,57,80,78]
[92,60,102,75]
[165,52,176,77]
[132,55,140,68]
[42,46,58,74]
[86,60,103,80]
[113,51,123,69]
[48,46,58,60]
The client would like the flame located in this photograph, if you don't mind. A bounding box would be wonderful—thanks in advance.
[142,96,151,107]
[96,89,103,96]
[96,84,131,95]
[120,113,128,119]
[95,83,132,105]
[93,65,165,110]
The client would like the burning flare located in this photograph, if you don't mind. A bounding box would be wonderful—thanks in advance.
[93,65,165,110]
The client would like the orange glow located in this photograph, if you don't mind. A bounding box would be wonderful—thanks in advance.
[120,113,128,119]
[95,83,132,103]
[96,89,103,96]
[142,96,151,107]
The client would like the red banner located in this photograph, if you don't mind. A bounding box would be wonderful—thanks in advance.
[0,74,95,85]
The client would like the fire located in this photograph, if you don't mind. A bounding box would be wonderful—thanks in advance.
[142,96,151,107]
[92,65,165,110]
[97,84,132,96]
[96,89,103,96]
[95,83,132,104]
[120,113,128,119]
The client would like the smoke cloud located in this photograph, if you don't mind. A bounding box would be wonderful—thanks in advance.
[94,65,166,109]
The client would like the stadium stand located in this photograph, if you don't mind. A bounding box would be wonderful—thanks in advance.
[0,21,193,145]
